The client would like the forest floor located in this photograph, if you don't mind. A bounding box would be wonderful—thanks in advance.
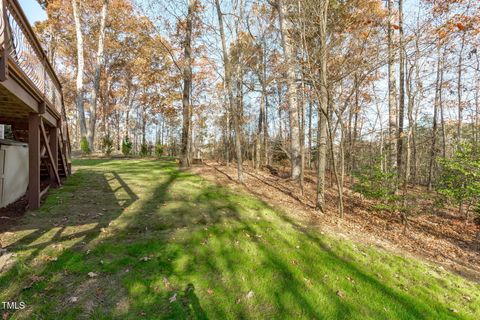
[193,162,480,282]
[0,159,479,319]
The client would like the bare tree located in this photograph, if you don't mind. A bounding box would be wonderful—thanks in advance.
[215,0,244,182]
[277,0,301,180]
[428,42,445,190]
[315,0,329,212]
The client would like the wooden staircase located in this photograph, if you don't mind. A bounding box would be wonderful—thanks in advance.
[12,123,70,183]
[40,148,68,179]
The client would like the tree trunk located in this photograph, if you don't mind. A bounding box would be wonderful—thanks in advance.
[72,0,87,141]
[181,0,194,167]
[255,86,266,170]
[428,44,443,191]
[262,86,269,166]
[225,108,230,165]
[308,94,313,169]
[456,31,466,144]
[87,0,109,151]
[262,44,269,165]
[315,0,329,213]
[405,52,415,186]
[215,0,243,182]
[475,74,480,150]
[387,0,397,172]
[330,111,345,219]
[116,110,120,150]
[102,75,112,138]
[142,112,147,145]
[440,51,447,159]
[125,109,130,138]
[351,73,360,176]
[397,0,405,176]
[300,70,306,194]
[411,36,421,184]
[277,0,301,180]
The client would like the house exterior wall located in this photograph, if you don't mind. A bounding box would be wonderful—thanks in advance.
[0,140,28,208]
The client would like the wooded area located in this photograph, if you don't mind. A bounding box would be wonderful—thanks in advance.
[1,0,480,317]
[36,0,480,224]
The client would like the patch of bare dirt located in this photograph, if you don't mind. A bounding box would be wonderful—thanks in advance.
[0,179,66,235]
[190,162,480,282]
[0,196,28,233]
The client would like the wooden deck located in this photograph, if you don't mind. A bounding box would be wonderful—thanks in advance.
[0,0,71,209]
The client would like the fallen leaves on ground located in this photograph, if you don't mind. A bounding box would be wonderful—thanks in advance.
[163,277,173,291]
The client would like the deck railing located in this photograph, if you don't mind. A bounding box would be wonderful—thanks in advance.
[1,0,63,115]
[0,0,71,170]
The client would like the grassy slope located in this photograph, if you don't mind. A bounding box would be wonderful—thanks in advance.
[0,159,479,319]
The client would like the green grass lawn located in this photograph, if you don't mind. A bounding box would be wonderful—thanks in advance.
[0,159,479,319]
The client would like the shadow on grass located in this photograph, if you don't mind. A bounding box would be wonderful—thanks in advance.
[0,159,475,319]
[0,160,142,318]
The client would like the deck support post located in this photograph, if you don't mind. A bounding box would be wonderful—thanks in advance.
[49,123,58,186]
[28,112,40,209]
